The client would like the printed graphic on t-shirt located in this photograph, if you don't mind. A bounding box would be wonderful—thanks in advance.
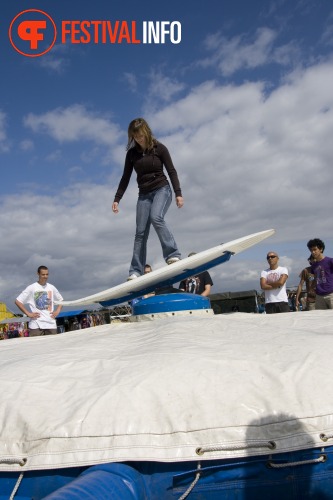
[34,291,52,310]
[267,271,279,283]
[315,265,327,285]
[185,277,201,294]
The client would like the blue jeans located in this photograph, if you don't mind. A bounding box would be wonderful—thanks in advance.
[129,185,181,276]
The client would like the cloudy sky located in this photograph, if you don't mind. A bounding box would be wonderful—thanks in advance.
[1,0,333,311]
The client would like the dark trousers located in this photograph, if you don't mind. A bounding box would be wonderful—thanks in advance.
[265,302,290,314]
[29,328,58,336]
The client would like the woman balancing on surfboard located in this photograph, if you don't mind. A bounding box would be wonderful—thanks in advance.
[112,118,184,280]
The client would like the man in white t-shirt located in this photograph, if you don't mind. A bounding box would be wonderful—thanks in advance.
[15,266,63,336]
[260,252,290,314]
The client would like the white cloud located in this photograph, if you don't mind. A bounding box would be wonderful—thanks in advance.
[272,41,301,66]
[36,43,72,73]
[146,72,185,103]
[0,184,136,303]
[200,27,278,76]
[46,149,62,162]
[19,139,34,151]
[68,165,84,175]
[23,105,123,147]
[321,12,333,47]
[38,56,68,73]
[123,72,138,92]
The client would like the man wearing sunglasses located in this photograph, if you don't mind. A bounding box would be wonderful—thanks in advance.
[260,253,290,314]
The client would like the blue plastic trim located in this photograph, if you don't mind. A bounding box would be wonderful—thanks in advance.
[132,293,211,315]
[44,463,147,500]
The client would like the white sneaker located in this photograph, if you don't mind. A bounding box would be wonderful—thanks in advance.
[167,257,181,265]
[127,274,139,281]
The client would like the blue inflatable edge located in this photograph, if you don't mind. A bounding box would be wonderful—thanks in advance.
[132,293,211,315]
[99,251,233,307]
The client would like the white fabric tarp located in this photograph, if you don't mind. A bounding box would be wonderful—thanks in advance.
[1,310,333,471]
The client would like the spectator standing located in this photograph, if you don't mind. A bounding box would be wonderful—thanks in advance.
[260,252,289,314]
[15,266,63,336]
[295,256,316,311]
[307,238,333,309]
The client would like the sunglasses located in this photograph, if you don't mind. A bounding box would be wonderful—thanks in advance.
[267,255,277,260]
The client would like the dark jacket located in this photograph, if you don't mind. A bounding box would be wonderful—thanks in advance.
[114,141,182,202]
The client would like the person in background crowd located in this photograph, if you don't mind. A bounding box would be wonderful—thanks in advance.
[81,316,88,329]
[15,266,63,336]
[70,317,80,331]
[307,238,333,309]
[112,118,183,280]
[144,264,152,274]
[295,255,316,311]
[288,291,297,311]
[260,252,289,314]
[179,253,213,296]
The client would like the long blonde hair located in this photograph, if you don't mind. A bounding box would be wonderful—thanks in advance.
[127,118,156,151]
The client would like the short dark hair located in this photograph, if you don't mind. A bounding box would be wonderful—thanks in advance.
[307,239,325,252]
[144,264,152,274]
[37,265,48,274]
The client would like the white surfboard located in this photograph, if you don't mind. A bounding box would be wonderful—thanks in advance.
[57,229,275,307]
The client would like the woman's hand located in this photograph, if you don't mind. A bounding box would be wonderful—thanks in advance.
[176,196,184,208]
[112,202,119,213]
